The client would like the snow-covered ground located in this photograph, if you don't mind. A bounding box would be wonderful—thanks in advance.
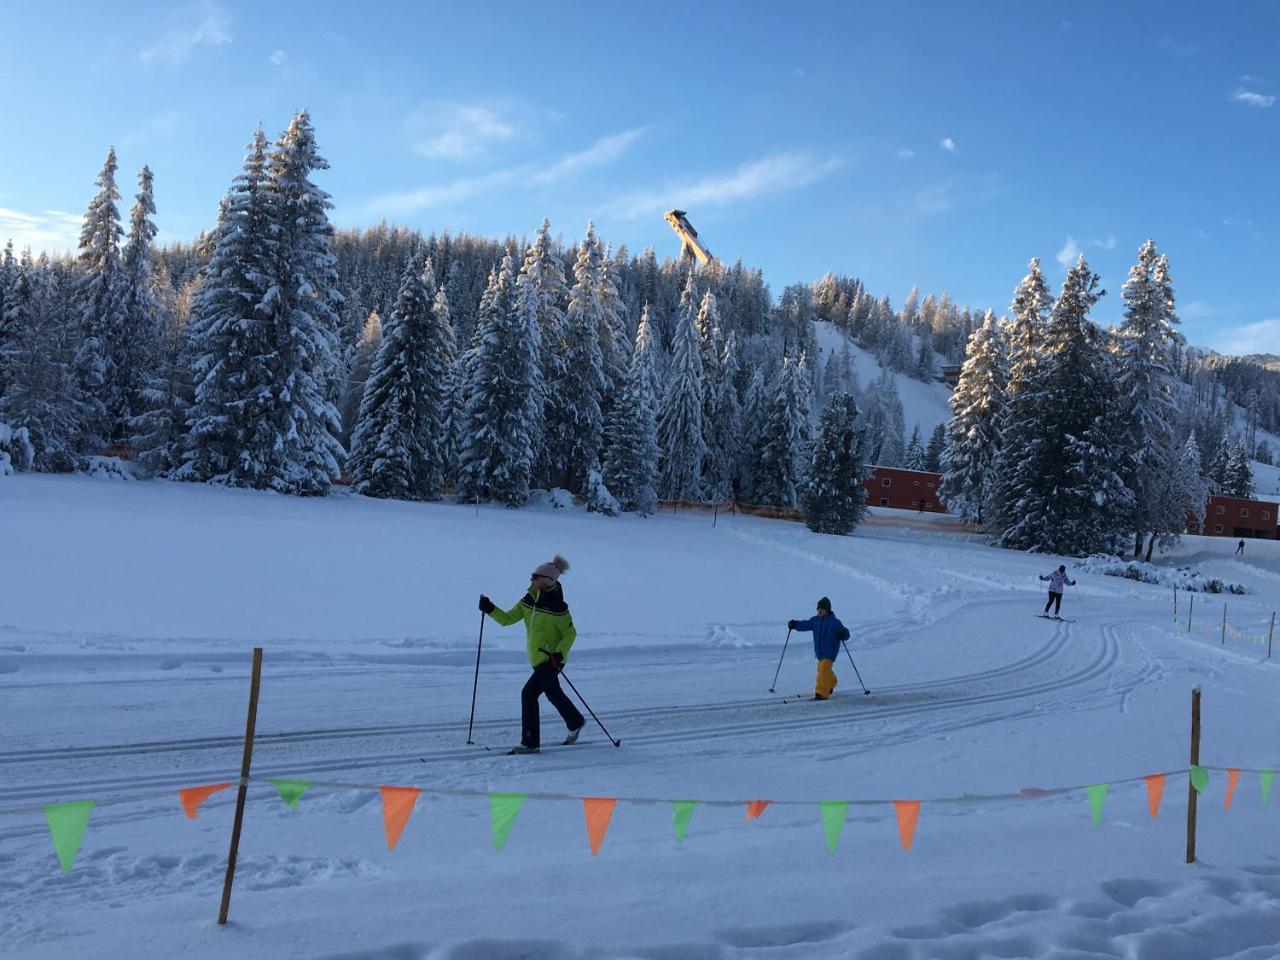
[5,476,1280,959]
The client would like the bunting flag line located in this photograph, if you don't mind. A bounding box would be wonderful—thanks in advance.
[744,800,770,822]
[1224,769,1240,812]
[893,800,920,852]
[820,801,848,853]
[582,797,617,856]
[179,783,231,820]
[44,801,95,873]
[490,793,526,852]
[270,778,313,811]
[672,801,699,843]
[1190,766,1209,794]
[1144,774,1165,818]
[380,786,421,851]
[1263,771,1275,806]
[1087,783,1108,827]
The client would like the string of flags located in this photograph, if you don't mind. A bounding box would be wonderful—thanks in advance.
[27,764,1276,873]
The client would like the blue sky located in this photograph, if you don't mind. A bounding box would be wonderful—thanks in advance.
[1,1,1277,354]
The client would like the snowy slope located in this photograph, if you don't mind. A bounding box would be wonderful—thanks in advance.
[6,476,1280,959]
[812,320,953,437]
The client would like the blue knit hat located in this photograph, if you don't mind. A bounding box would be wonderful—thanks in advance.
[817,597,831,611]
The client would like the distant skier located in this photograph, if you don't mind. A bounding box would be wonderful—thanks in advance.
[788,597,850,700]
[479,554,584,754]
[1236,539,1245,556]
[1039,565,1077,618]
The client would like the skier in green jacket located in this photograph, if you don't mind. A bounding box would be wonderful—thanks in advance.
[480,554,584,754]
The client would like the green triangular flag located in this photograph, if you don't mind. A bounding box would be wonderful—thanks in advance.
[44,800,95,873]
[490,793,526,852]
[820,801,848,853]
[1190,766,1209,793]
[269,778,312,810]
[1087,783,1108,827]
[672,801,699,842]
[1262,771,1275,806]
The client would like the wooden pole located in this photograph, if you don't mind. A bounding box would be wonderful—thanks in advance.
[1269,612,1275,659]
[712,502,719,527]
[1186,687,1201,864]
[1221,603,1227,645]
[1187,594,1194,633]
[218,647,264,925]
[1173,585,1177,621]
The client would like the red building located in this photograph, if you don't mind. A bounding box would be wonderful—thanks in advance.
[864,465,948,513]
[1193,494,1279,539]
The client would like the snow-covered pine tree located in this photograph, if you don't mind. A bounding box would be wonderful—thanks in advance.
[75,146,125,450]
[257,109,345,495]
[552,225,608,492]
[0,251,83,471]
[800,391,867,534]
[112,165,161,443]
[338,309,381,444]
[1115,239,1182,555]
[1225,441,1255,498]
[913,329,935,380]
[131,265,192,475]
[1171,433,1210,534]
[737,365,769,501]
[939,311,1007,522]
[603,308,659,514]
[997,255,1132,554]
[518,219,569,486]
[695,290,736,499]
[0,240,17,398]
[1207,437,1232,493]
[597,239,630,413]
[905,424,925,470]
[755,354,812,507]
[181,129,277,486]
[656,281,706,502]
[456,258,537,506]
[925,422,946,473]
[349,255,450,500]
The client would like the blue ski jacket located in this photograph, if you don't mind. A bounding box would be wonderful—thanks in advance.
[791,613,850,661]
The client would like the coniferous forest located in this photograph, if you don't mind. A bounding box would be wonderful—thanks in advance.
[1,113,1276,556]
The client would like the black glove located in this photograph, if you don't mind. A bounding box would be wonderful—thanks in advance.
[836,629,849,642]
[788,620,798,630]
[479,595,495,614]
[547,651,564,670]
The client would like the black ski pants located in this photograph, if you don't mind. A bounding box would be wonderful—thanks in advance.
[521,661,584,749]
[1045,591,1063,616]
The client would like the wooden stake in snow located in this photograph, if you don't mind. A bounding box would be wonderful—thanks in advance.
[1221,604,1227,645]
[219,647,263,925]
[1269,612,1275,659]
[1186,687,1201,865]
[1187,595,1194,633]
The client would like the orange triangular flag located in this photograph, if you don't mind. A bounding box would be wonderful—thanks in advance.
[893,800,921,852]
[380,786,421,850]
[1224,768,1240,811]
[179,783,231,819]
[1144,774,1166,818]
[582,797,617,856]
[745,800,770,822]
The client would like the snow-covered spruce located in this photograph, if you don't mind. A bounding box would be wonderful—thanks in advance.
[939,310,1007,523]
[800,391,868,535]
[656,273,706,502]
[603,306,660,515]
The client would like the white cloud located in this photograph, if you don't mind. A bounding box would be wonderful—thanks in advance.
[1241,74,1262,84]
[119,110,183,148]
[1089,233,1117,250]
[897,148,915,160]
[1213,318,1280,356]
[270,49,286,66]
[364,169,519,217]
[1056,235,1081,268]
[406,101,521,160]
[792,67,806,78]
[531,127,649,186]
[140,1,232,65]
[1232,88,1275,108]
[914,183,952,215]
[1156,35,1199,56]
[606,151,844,220]
[940,137,957,152]
[0,207,82,255]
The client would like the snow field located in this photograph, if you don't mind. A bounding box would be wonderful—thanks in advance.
[4,475,1280,959]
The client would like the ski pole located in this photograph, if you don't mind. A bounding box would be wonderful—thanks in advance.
[465,611,485,744]
[768,628,793,693]
[559,669,621,747]
[841,639,871,695]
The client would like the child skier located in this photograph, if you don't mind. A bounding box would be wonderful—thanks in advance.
[479,554,584,754]
[788,597,850,700]
[1039,565,1077,618]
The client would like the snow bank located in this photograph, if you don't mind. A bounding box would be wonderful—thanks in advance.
[0,421,33,476]
[1079,554,1248,593]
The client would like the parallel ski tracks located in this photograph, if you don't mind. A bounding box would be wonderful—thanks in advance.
[0,614,1130,807]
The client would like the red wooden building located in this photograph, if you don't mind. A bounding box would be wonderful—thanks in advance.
[864,465,948,513]
[1192,494,1279,539]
